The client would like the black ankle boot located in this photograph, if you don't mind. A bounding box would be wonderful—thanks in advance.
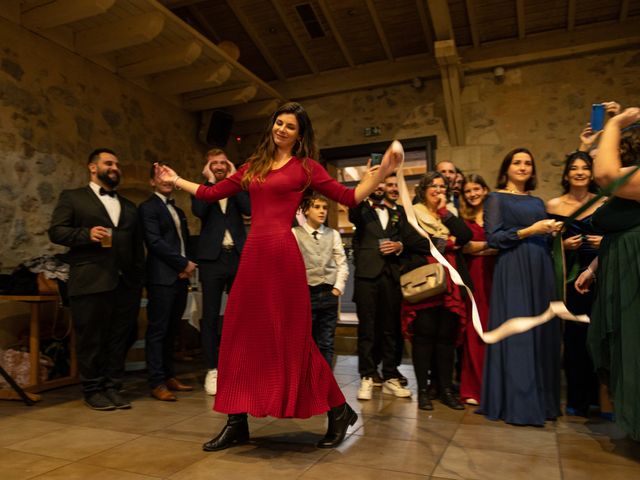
[317,403,358,448]
[203,413,249,452]
[418,389,433,411]
[440,388,465,410]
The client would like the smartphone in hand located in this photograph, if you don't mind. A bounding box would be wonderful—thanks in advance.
[590,104,605,131]
[370,153,383,166]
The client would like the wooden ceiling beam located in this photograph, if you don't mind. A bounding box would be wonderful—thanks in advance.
[567,0,576,31]
[270,21,640,101]
[427,0,454,40]
[183,85,258,111]
[186,5,221,43]
[228,99,281,122]
[271,55,440,100]
[462,21,640,70]
[416,0,434,52]
[365,0,393,60]
[159,0,206,9]
[516,0,526,39]
[270,0,318,73]
[620,0,630,22]
[75,12,165,56]
[317,0,355,67]
[465,0,480,47]
[21,0,115,30]
[225,0,285,80]
[117,41,202,77]
[151,63,233,94]
[435,40,464,146]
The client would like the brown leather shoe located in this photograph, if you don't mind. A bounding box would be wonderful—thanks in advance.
[166,378,194,392]
[151,385,177,401]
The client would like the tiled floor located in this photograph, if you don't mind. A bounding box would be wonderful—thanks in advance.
[1,355,639,479]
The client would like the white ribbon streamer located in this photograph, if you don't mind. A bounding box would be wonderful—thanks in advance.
[390,140,589,344]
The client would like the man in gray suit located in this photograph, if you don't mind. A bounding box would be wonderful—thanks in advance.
[49,148,144,410]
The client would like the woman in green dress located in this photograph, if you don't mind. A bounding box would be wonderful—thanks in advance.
[576,106,640,440]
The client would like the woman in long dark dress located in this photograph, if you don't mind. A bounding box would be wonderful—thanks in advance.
[155,102,403,450]
[480,148,564,426]
[459,174,496,406]
[546,152,605,417]
[576,107,640,440]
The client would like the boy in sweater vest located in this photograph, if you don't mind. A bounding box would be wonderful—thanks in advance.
[293,194,349,366]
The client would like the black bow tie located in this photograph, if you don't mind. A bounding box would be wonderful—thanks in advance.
[311,230,319,241]
[99,188,116,197]
[372,203,386,210]
[166,198,175,206]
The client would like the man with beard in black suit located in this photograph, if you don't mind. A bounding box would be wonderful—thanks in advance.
[49,148,144,410]
[349,171,429,401]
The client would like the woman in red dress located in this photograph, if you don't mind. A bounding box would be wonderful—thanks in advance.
[155,102,402,451]
[459,174,496,405]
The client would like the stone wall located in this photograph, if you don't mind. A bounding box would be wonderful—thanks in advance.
[0,17,206,270]
[254,49,639,201]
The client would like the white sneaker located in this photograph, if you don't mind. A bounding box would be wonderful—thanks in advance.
[204,369,217,396]
[382,378,412,398]
[357,377,374,400]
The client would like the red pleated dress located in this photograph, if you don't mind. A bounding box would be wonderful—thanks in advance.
[195,158,357,418]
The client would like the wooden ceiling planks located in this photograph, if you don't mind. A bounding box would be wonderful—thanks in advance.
[575,0,625,26]
[525,0,568,35]
[323,0,387,65]
[278,0,351,71]
[448,0,473,47]
[373,0,429,57]
[237,0,313,77]
[474,0,519,43]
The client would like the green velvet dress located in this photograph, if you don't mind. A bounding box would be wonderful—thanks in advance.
[589,196,640,440]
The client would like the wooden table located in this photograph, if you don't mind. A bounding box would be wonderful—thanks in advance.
[0,295,79,403]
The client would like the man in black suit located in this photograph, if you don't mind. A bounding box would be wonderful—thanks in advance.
[49,148,144,410]
[349,174,429,401]
[382,173,409,384]
[191,148,250,395]
[139,164,196,401]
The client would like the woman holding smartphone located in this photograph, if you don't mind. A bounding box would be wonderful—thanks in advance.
[576,107,640,441]
[546,151,605,418]
[155,102,403,451]
[480,148,563,426]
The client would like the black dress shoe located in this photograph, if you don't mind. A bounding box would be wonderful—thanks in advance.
[317,403,358,448]
[104,388,132,409]
[440,388,465,410]
[203,413,249,452]
[84,392,116,411]
[418,389,433,411]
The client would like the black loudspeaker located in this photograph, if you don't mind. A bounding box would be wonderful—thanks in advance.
[198,110,234,147]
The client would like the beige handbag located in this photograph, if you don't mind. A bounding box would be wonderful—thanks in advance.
[400,263,447,303]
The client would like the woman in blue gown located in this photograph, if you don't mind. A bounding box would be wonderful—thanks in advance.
[480,148,563,426]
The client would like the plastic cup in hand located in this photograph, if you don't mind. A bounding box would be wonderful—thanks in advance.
[100,228,113,248]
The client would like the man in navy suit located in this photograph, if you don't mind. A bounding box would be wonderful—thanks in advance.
[49,148,144,410]
[191,149,250,395]
[139,164,196,401]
